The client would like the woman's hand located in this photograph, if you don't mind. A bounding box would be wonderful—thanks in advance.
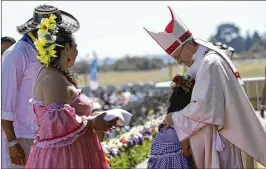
[91,112,119,131]
[8,143,25,166]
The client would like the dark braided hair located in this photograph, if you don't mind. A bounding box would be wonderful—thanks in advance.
[167,83,194,114]
[47,26,77,87]
[167,75,195,113]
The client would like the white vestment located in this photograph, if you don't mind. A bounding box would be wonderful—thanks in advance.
[172,40,266,168]
[188,45,208,78]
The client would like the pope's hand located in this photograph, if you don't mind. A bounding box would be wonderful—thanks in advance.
[181,139,192,157]
[164,112,174,128]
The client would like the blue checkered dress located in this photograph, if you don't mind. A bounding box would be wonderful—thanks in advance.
[147,128,195,169]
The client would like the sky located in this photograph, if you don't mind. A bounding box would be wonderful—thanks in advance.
[2,1,266,60]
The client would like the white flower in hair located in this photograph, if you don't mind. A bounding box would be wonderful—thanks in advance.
[43,32,57,43]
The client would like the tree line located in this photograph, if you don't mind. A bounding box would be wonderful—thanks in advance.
[73,23,266,74]
[209,23,266,55]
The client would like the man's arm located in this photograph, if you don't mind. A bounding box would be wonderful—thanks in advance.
[170,103,207,141]
[1,49,26,142]
[1,47,28,166]
[171,54,226,141]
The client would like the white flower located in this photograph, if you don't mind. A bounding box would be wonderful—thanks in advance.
[38,32,57,43]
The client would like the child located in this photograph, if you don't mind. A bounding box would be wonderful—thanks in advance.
[148,75,195,169]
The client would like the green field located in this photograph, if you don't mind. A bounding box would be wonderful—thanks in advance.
[78,61,265,87]
[77,60,265,110]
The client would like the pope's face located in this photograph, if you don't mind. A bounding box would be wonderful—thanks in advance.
[171,44,194,67]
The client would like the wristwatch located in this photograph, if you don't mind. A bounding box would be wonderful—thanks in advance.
[7,139,18,147]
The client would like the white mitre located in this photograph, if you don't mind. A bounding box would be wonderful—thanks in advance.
[144,7,243,85]
[144,6,193,57]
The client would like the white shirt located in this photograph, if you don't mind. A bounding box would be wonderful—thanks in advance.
[2,38,41,139]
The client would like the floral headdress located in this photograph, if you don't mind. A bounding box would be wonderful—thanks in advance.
[34,14,64,67]
[170,75,195,93]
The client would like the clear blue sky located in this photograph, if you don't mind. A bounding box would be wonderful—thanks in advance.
[2,1,266,60]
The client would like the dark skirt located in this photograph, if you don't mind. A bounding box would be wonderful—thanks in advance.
[147,128,195,169]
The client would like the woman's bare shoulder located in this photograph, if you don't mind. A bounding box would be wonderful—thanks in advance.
[40,69,74,105]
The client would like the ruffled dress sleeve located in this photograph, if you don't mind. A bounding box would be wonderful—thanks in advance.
[33,102,89,148]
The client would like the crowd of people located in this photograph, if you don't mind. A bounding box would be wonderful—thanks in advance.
[1,4,266,169]
[82,83,154,109]
[81,83,165,129]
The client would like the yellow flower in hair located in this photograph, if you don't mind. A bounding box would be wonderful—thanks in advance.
[36,18,50,37]
[35,14,58,67]
[35,39,47,51]
[46,44,57,58]
[36,42,57,67]
[48,14,57,24]
[37,54,50,67]
[43,45,57,64]
[37,47,46,57]
[37,14,57,37]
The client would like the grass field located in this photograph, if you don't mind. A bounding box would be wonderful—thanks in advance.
[77,60,265,110]
[78,60,265,87]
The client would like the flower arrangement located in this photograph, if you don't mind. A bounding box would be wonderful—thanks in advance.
[170,75,195,93]
[102,115,163,159]
[34,14,64,67]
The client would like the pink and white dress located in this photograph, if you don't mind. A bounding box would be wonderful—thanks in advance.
[26,91,109,169]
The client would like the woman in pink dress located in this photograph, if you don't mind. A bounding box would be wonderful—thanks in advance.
[25,12,117,169]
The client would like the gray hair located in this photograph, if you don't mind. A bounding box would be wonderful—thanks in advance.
[184,38,197,46]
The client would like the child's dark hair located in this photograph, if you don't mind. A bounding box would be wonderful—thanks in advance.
[167,75,195,113]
